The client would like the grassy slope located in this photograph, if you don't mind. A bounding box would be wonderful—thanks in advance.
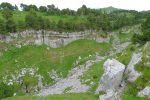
[2,93,99,100]
[122,43,150,100]
[81,59,106,92]
[0,39,111,85]
[0,11,87,24]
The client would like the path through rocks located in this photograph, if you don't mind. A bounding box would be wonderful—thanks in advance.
[37,56,105,96]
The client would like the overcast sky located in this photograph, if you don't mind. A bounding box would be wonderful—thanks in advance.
[0,0,150,11]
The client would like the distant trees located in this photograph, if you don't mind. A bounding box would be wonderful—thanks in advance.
[20,3,38,11]
[0,2,144,34]
[25,10,52,30]
[39,6,47,12]
[0,8,16,34]
[0,2,14,10]
[132,15,150,44]
[0,19,6,34]
[0,2,18,10]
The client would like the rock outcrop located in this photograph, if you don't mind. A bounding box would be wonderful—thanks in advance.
[37,56,105,96]
[125,53,142,82]
[96,59,125,100]
[96,59,125,93]
[138,87,150,98]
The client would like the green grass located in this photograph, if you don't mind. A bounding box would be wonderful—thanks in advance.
[2,93,99,100]
[0,39,111,85]
[116,44,134,65]
[122,94,148,100]
[80,59,106,92]
[118,32,133,43]
[0,11,87,24]
[121,43,150,100]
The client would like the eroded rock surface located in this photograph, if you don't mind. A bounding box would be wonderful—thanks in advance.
[96,59,125,100]
[138,87,150,98]
[96,59,125,93]
[125,53,142,82]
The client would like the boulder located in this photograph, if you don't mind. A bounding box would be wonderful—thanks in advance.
[96,59,125,93]
[125,53,142,82]
[138,87,150,98]
[99,90,116,100]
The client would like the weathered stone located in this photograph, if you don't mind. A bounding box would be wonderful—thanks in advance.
[99,90,116,100]
[37,56,105,96]
[125,53,142,82]
[138,87,150,98]
[96,59,125,94]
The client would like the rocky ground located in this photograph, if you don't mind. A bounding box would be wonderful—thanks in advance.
[37,56,105,96]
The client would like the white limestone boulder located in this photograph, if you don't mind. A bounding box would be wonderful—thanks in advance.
[138,87,150,98]
[125,53,142,82]
[96,59,125,93]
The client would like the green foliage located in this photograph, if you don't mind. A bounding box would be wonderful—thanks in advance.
[81,59,106,92]
[122,54,150,100]
[0,2,143,33]
[0,82,17,99]
[0,2,14,10]
[2,8,13,19]
[132,15,150,44]
[0,18,6,34]
[1,8,16,33]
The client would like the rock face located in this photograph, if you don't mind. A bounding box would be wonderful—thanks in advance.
[96,59,125,93]
[125,53,142,82]
[138,87,150,98]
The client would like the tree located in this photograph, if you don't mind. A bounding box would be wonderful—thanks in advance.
[20,3,28,11]
[39,6,47,12]
[27,5,38,11]
[2,8,13,20]
[2,9,16,33]
[0,19,6,34]
[22,74,38,93]
[0,82,17,99]
[132,15,150,44]
[13,4,18,10]
[0,2,14,10]
[17,20,26,31]
[57,20,64,32]
[25,10,38,29]
[77,5,89,16]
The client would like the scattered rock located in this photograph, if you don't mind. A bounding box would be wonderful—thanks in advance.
[138,87,150,98]
[99,90,116,100]
[16,44,21,48]
[125,53,142,82]
[37,56,105,96]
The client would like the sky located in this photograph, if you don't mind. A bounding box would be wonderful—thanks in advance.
[0,0,150,11]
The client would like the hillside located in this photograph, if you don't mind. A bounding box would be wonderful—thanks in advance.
[0,2,150,100]
[0,24,149,100]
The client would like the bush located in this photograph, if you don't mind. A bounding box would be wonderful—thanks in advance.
[0,82,17,99]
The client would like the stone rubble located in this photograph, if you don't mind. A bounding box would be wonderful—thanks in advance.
[37,56,105,96]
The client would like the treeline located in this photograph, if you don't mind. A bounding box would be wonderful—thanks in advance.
[0,2,146,34]
[132,15,150,44]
